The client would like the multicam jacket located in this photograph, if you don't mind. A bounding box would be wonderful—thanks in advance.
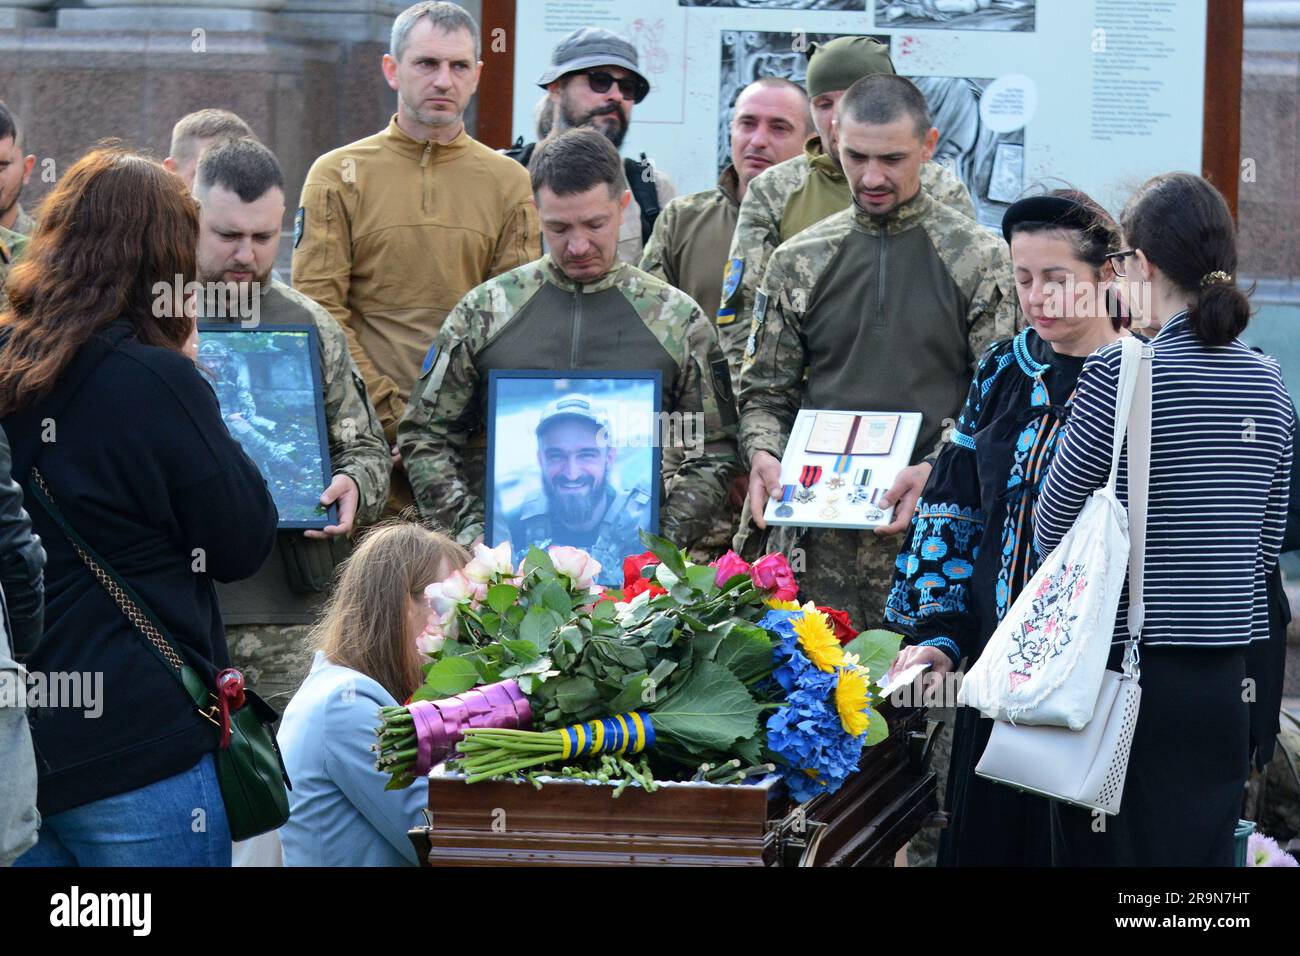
[737,187,1019,470]
[719,136,975,375]
[639,165,742,375]
[397,256,739,550]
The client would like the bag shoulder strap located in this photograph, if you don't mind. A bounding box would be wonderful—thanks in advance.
[26,467,218,724]
[626,154,661,244]
[1105,336,1144,491]
[1124,343,1154,648]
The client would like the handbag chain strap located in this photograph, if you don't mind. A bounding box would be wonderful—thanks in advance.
[28,467,221,727]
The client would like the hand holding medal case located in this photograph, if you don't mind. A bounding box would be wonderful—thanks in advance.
[764,410,922,530]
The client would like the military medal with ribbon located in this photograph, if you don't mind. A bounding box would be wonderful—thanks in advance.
[775,483,796,518]
[827,453,852,489]
[795,464,822,503]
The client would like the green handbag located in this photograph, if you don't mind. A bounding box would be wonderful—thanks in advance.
[28,468,291,841]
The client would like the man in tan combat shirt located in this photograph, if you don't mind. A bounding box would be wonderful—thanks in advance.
[292,2,540,508]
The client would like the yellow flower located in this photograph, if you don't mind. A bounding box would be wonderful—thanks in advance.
[765,598,803,611]
[835,666,872,737]
[793,609,844,672]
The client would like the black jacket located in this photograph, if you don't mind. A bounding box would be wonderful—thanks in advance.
[0,424,44,657]
[1,321,277,815]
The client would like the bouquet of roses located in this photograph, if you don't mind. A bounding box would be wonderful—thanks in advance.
[374,533,902,802]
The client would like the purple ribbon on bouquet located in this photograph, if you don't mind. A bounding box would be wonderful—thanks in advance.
[408,679,533,776]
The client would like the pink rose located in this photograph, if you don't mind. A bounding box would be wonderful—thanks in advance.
[711,550,752,586]
[548,545,602,592]
[470,541,514,578]
[751,553,798,601]
[439,569,478,605]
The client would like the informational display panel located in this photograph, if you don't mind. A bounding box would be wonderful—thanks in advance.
[511,0,1209,222]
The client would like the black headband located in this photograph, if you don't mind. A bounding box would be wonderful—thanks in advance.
[1001,195,1099,243]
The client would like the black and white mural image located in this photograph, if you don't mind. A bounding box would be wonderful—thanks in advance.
[915,76,1025,230]
[874,0,1035,32]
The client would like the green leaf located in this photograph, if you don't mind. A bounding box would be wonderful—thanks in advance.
[487,584,519,616]
[715,623,775,684]
[592,600,617,622]
[648,660,761,753]
[669,584,694,604]
[520,606,564,651]
[843,629,903,684]
[522,546,556,577]
[608,671,651,713]
[517,675,536,695]
[639,530,687,577]
[732,733,765,765]
[501,638,541,663]
[553,676,601,715]
[417,656,479,698]
[505,605,526,629]
[685,564,718,594]
[654,563,680,589]
[536,580,574,616]
[690,629,724,664]
[863,707,889,747]
[648,615,677,647]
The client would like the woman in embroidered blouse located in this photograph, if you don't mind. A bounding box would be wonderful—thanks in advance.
[883,191,1125,866]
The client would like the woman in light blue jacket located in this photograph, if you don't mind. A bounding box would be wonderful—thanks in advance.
[278,523,467,867]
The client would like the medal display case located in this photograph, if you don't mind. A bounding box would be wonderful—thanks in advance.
[763,410,923,530]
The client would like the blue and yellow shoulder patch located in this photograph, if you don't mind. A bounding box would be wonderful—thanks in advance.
[717,257,744,325]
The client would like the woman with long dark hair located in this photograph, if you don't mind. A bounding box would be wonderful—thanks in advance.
[1035,173,1293,865]
[885,189,1126,865]
[3,145,278,866]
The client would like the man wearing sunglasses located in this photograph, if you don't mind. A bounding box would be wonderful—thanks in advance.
[505,27,676,264]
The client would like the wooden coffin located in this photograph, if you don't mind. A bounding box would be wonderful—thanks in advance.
[409,704,941,867]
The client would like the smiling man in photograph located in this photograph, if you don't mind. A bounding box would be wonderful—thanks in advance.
[398,128,737,558]
[292,1,538,510]
[499,396,652,579]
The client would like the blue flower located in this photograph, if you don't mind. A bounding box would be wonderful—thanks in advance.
[766,684,865,803]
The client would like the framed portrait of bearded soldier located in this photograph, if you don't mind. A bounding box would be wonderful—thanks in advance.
[197,324,338,530]
[485,370,663,587]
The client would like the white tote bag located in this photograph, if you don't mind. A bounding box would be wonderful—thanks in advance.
[958,336,1149,730]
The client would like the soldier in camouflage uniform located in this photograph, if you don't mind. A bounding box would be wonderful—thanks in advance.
[193,139,390,711]
[740,73,1018,642]
[639,77,810,562]
[718,37,975,379]
[399,129,737,560]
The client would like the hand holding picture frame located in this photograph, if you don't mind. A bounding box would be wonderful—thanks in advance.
[485,370,663,587]
[197,324,338,530]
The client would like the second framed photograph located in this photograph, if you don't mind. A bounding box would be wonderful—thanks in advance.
[485,370,663,587]
[197,323,336,530]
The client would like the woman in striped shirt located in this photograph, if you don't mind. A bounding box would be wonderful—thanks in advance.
[1035,173,1294,866]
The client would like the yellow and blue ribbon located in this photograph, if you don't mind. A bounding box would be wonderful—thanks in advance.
[558,712,656,759]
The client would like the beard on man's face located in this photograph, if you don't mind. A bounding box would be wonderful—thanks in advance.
[544,471,608,528]
[560,95,627,149]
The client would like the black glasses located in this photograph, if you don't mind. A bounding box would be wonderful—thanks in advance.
[582,69,648,103]
[1106,249,1136,277]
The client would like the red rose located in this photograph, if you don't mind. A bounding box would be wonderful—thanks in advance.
[817,606,858,644]
[622,551,660,590]
[623,576,667,602]
[752,552,798,602]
